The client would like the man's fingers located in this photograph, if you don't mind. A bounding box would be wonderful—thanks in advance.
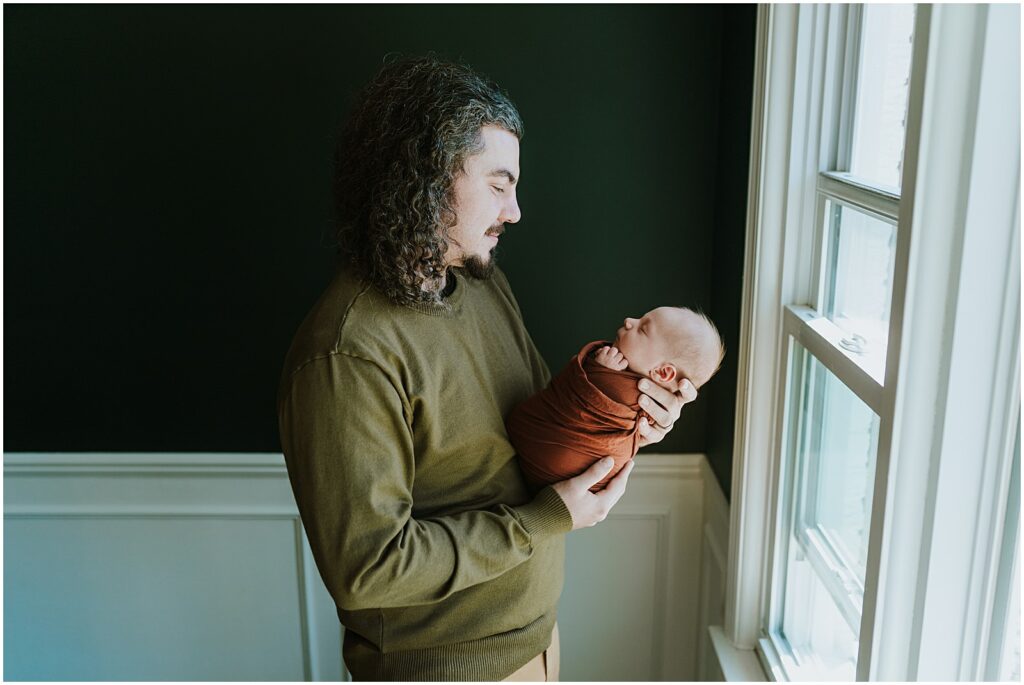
[640,379,677,408]
[597,459,635,502]
[637,418,667,447]
[552,456,635,531]
[638,378,694,428]
[576,457,616,488]
[641,398,672,428]
[679,379,698,404]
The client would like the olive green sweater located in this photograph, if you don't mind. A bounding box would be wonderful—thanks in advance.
[277,265,574,681]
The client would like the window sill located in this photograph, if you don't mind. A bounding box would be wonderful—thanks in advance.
[709,626,769,681]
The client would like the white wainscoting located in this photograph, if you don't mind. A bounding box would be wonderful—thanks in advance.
[4,452,726,682]
[559,453,707,681]
[3,453,344,682]
[697,457,731,682]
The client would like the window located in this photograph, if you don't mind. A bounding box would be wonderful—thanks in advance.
[762,8,915,679]
[722,4,1020,682]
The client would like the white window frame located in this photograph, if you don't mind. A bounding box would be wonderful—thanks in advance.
[719,4,1020,681]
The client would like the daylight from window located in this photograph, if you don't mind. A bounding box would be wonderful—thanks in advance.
[824,201,897,370]
[779,344,879,681]
[849,5,915,189]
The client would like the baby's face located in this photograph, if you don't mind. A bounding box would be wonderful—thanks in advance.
[613,307,718,389]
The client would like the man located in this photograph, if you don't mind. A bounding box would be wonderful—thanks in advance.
[277,56,695,681]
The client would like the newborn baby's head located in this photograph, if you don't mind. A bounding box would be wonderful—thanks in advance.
[612,306,725,392]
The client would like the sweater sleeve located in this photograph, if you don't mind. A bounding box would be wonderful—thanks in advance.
[277,351,573,612]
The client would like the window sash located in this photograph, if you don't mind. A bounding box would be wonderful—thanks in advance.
[754,4,897,673]
[774,336,866,624]
[758,9,894,667]
[766,323,879,673]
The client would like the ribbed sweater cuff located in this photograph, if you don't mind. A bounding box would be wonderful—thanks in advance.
[515,486,574,541]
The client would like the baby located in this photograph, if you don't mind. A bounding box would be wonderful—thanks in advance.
[506,306,725,493]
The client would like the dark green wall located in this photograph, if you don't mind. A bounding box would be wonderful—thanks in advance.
[5,5,754,496]
[705,5,758,500]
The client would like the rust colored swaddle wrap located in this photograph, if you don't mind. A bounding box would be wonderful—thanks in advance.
[506,340,652,493]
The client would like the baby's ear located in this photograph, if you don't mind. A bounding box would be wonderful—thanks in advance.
[651,364,678,386]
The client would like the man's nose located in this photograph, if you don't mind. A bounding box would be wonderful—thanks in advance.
[624,317,636,329]
[501,194,521,224]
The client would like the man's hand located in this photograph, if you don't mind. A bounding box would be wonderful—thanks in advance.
[636,378,698,448]
[593,345,629,371]
[551,457,635,531]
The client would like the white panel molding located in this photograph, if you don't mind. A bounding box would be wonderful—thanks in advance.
[615,452,705,681]
[6,452,712,682]
[629,456,703,480]
[700,459,730,577]
[698,458,731,682]
[4,452,344,682]
[5,453,298,518]
[604,507,672,680]
[557,453,706,681]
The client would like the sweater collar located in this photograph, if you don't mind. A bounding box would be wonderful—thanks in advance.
[402,268,467,317]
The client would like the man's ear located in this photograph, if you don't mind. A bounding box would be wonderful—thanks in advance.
[651,364,678,386]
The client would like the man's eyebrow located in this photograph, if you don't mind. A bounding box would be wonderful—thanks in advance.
[487,168,518,184]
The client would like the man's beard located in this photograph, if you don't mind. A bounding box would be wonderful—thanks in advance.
[462,223,504,280]
[463,245,498,280]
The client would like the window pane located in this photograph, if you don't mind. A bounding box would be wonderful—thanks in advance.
[801,348,880,583]
[823,200,896,373]
[781,539,858,681]
[778,342,880,681]
[848,4,916,189]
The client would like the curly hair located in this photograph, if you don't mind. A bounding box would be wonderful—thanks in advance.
[333,55,525,306]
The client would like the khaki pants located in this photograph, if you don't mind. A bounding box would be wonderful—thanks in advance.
[503,623,560,682]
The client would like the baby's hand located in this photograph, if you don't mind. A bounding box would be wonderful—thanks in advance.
[594,345,629,371]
